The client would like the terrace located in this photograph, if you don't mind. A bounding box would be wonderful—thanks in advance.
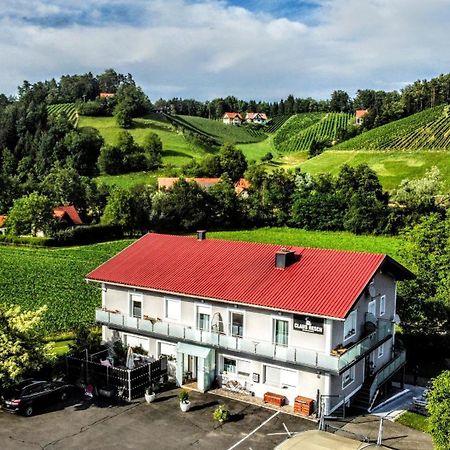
[96,309,393,375]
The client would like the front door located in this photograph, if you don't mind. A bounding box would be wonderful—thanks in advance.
[185,355,197,382]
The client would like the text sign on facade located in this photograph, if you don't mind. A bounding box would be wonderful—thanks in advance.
[293,314,324,334]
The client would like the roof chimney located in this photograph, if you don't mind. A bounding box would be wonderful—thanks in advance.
[275,248,297,269]
[197,230,207,241]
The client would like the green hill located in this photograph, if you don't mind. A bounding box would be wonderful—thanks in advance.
[274,112,352,152]
[47,103,78,126]
[336,105,450,150]
[175,115,267,144]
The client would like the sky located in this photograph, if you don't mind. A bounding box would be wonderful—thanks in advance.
[0,0,449,101]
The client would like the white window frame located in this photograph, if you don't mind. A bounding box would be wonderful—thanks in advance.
[368,299,377,317]
[342,365,355,389]
[157,341,177,359]
[271,315,291,347]
[129,292,143,319]
[195,303,212,332]
[221,355,251,378]
[123,333,149,350]
[380,295,386,316]
[343,310,357,342]
[263,363,297,389]
[378,343,384,359]
[228,308,246,338]
[164,297,181,322]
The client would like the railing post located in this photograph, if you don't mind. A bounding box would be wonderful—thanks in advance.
[294,347,297,363]
[167,323,170,337]
[200,329,203,343]
[183,326,186,340]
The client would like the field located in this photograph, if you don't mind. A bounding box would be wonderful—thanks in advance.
[79,115,213,166]
[47,103,78,126]
[336,105,450,150]
[0,240,133,333]
[176,115,267,144]
[96,172,157,189]
[299,150,450,190]
[274,112,352,152]
[265,115,291,133]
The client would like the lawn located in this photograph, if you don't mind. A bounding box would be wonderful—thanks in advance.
[299,150,450,190]
[96,172,157,189]
[237,137,275,161]
[79,115,211,166]
[210,228,404,263]
[0,240,133,333]
[396,411,429,433]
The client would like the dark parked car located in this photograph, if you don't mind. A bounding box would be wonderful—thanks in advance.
[1,380,71,416]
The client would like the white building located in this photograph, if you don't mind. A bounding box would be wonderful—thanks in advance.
[222,112,243,125]
[87,232,412,415]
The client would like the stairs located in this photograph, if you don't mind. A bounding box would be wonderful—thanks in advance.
[350,380,372,412]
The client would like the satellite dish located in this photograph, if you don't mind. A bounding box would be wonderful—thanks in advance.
[368,283,376,298]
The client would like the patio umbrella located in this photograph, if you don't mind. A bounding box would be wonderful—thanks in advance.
[126,345,135,370]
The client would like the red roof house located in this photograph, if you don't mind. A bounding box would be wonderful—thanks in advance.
[100,92,115,98]
[355,109,369,125]
[157,178,221,191]
[53,205,83,226]
[246,112,268,124]
[223,112,243,125]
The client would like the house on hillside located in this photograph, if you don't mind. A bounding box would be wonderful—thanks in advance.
[87,232,413,415]
[355,109,369,125]
[246,112,268,125]
[158,177,221,191]
[53,205,83,228]
[234,178,251,196]
[223,112,243,125]
[0,215,6,235]
[99,92,115,99]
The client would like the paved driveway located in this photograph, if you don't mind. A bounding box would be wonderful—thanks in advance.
[0,388,316,450]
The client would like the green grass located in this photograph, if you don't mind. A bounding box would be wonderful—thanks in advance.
[396,411,429,433]
[79,115,211,166]
[53,339,74,356]
[96,172,157,189]
[336,105,450,150]
[177,115,267,144]
[237,137,275,161]
[210,228,404,263]
[299,150,450,190]
[0,240,133,333]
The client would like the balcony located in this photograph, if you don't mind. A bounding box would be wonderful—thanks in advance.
[96,309,393,374]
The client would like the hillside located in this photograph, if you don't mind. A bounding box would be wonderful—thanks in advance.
[176,115,267,144]
[274,112,352,152]
[336,104,450,150]
[47,103,78,126]
[299,150,450,190]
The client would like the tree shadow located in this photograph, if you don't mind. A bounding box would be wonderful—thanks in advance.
[153,394,178,403]
[163,149,194,159]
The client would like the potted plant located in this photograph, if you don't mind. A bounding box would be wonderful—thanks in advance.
[145,386,156,403]
[213,404,230,424]
[179,389,190,412]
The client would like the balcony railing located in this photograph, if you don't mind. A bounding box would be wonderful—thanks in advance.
[369,350,406,401]
[96,309,392,373]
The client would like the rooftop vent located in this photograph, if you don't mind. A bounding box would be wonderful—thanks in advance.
[275,248,297,269]
[197,230,207,241]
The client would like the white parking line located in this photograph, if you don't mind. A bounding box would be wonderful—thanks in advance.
[227,410,281,450]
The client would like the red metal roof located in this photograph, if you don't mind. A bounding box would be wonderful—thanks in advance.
[86,233,412,319]
[53,205,83,225]
[356,109,368,118]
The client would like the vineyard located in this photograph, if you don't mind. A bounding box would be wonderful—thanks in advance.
[336,105,450,150]
[176,115,267,144]
[0,240,133,333]
[265,115,291,133]
[274,113,352,152]
[47,103,78,126]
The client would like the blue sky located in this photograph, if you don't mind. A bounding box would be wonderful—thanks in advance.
[0,0,449,101]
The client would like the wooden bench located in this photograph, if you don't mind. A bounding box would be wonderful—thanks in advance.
[264,392,285,407]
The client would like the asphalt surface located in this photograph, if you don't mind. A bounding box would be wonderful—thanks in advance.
[0,388,316,450]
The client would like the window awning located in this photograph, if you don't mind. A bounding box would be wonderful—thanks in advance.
[177,342,212,359]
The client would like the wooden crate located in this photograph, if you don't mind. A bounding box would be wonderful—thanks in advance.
[294,395,314,416]
[264,392,286,407]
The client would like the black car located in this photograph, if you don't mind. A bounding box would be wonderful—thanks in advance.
[1,380,71,416]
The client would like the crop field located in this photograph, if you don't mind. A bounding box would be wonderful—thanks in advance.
[0,240,133,333]
[274,113,352,152]
[47,103,78,126]
[265,115,291,133]
[300,150,450,190]
[79,115,213,166]
[177,115,267,144]
[336,105,450,150]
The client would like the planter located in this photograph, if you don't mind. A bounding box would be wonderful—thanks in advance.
[145,392,156,403]
[180,400,191,412]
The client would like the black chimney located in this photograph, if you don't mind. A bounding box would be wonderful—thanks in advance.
[275,248,297,269]
[197,230,207,241]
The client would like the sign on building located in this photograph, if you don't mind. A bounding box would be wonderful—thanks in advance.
[293,314,324,334]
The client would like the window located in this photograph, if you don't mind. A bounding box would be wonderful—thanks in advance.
[223,357,236,373]
[197,305,211,331]
[165,298,181,321]
[229,311,244,337]
[222,356,251,377]
[380,295,386,316]
[343,310,357,341]
[273,318,289,346]
[368,299,376,317]
[159,342,177,358]
[129,293,143,319]
[263,365,297,388]
[378,343,384,358]
[342,366,355,388]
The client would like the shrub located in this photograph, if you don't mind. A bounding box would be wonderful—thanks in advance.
[213,404,230,423]
[178,389,190,403]
[50,224,125,245]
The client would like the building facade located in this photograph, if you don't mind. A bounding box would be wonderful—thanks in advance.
[87,233,412,414]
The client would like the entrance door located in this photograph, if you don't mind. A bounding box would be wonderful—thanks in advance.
[184,355,198,382]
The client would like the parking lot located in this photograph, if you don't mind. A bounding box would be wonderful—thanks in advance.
[0,388,317,450]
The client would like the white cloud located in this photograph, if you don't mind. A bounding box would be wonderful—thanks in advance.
[0,0,449,100]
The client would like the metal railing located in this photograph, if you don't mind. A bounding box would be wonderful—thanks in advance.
[96,309,392,373]
[369,350,406,401]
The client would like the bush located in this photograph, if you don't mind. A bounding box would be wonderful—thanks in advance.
[50,224,125,245]
[0,234,51,247]
[213,404,230,423]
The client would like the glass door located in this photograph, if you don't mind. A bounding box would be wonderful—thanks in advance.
[273,319,289,346]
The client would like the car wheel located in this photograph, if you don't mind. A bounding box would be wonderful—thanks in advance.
[60,391,69,401]
[23,405,33,417]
